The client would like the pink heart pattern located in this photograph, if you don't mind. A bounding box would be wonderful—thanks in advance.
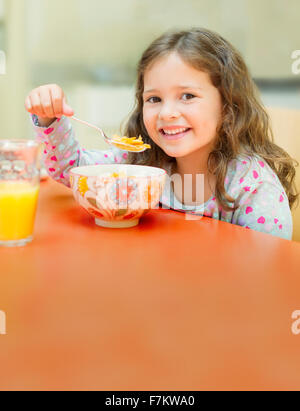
[257,216,265,224]
[258,161,265,168]
[44,128,54,135]
[246,207,253,214]
[274,218,278,224]
[253,170,258,179]
[51,156,58,162]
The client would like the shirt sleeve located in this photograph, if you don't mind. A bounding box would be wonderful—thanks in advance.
[231,180,293,240]
[31,115,129,188]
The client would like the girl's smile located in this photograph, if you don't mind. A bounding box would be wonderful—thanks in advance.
[159,125,192,140]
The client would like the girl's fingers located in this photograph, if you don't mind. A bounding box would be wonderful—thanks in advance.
[50,86,63,117]
[30,93,47,118]
[25,85,71,119]
[62,97,74,116]
[39,87,55,119]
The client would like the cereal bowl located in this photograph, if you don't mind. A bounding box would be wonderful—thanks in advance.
[70,164,167,228]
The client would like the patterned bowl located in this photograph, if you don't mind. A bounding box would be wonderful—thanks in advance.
[70,164,167,228]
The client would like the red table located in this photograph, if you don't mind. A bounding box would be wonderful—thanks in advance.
[0,178,300,390]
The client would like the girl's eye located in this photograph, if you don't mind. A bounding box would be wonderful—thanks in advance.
[146,96,161,103]
[182,93,195,101]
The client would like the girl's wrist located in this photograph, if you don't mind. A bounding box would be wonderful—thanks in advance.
[37,116,56,127]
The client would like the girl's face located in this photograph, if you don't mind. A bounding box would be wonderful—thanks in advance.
[143,52,223,160]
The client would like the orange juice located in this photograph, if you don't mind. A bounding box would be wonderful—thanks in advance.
[0,181,39,241]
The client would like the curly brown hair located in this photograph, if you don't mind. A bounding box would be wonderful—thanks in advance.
[122,27,299,212]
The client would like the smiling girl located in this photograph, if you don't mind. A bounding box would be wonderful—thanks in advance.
[25,28,299,239]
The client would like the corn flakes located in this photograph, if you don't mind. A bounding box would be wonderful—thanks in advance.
[111,135,151,152]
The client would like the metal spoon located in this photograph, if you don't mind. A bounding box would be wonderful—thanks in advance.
[71,116,148,153]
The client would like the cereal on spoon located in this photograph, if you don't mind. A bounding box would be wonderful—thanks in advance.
[111,135,151,152]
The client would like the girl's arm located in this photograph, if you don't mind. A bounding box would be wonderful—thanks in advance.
[26,84,129,188]
[32,114,128,188]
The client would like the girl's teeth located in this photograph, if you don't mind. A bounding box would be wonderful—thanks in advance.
[163,128,188,135]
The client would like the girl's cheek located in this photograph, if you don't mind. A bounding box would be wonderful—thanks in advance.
[143,110,154,130]
[142,113,149,128]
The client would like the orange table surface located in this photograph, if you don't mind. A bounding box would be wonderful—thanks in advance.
[0,178,300,391]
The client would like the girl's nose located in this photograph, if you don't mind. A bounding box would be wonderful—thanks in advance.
[158,102,180,121]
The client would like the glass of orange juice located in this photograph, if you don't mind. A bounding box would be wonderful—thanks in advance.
[0,140,41,247]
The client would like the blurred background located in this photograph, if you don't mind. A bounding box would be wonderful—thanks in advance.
[0,0,299,144]
[0,0,300,238]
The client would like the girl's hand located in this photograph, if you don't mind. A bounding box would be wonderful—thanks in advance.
[25,84,74,127]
